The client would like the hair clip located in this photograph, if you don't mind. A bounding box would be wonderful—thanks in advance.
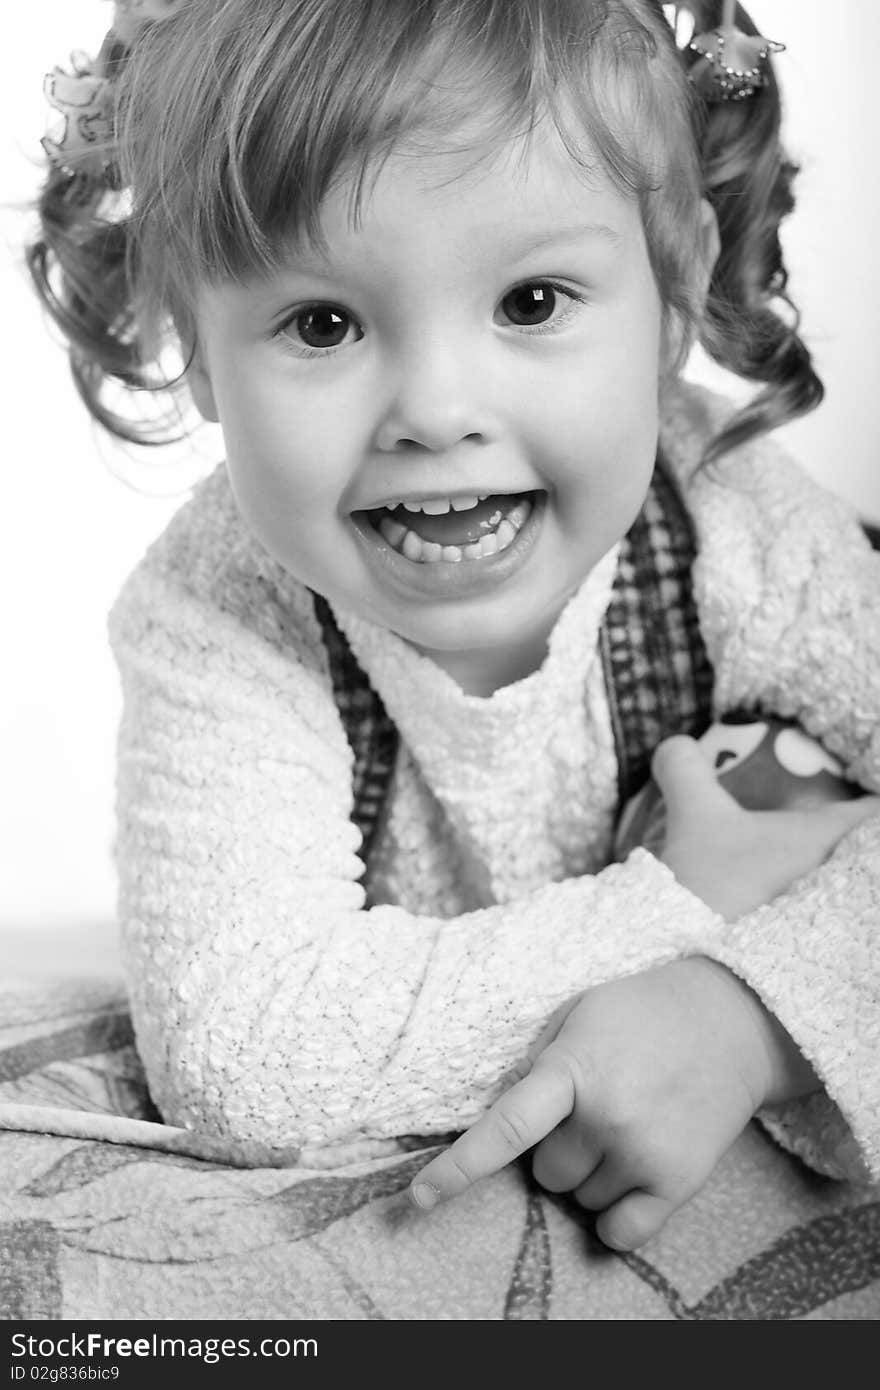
[42,53,114,178]
[41,1,184,177]
[687,2,784,102]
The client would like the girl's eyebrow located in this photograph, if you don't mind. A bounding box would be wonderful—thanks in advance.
[263,221,625,287]
[504,222,624,257]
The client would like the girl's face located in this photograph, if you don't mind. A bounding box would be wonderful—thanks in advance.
[191,126,664,691]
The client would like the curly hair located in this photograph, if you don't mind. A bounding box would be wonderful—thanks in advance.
[26,0,822,459]
[681,1,823,459]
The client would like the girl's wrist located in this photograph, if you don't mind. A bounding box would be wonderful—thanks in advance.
[677,956,820,1109]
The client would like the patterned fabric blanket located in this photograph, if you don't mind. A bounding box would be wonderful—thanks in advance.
[1,976,878,1321]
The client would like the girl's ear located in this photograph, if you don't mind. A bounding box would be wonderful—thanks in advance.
[187,343,220,423]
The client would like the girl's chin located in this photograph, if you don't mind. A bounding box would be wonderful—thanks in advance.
[410,627,556,695]
[367,585,569,696]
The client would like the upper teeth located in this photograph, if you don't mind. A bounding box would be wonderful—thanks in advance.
[376,495,532,564]
[398,495,483,514]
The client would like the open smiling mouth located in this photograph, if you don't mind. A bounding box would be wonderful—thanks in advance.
[361,491,541,563]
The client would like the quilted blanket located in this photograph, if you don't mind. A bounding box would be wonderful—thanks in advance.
[1,975,878,1321]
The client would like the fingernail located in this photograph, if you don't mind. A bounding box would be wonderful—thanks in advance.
[410,1181,439,1211]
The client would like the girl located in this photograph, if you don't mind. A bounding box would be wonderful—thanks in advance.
[29,0,880,1255]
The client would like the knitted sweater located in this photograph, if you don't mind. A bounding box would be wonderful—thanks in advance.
[108,382,880,1177]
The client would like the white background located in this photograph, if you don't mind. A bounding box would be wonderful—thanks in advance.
[2,1,879,976]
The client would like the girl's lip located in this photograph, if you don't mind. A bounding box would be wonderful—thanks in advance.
[350,491,546,599]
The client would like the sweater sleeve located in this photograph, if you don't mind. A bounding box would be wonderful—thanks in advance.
[685,440,880,1181]
[108,562,723,1155]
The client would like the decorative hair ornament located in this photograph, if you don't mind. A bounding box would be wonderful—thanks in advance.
[685,0,785,102]
[42,51,114,178]
[41,1,183,178]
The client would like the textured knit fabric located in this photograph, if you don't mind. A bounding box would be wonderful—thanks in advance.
[107,380,880,1177]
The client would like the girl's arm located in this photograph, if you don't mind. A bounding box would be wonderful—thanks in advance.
[711,817,879,1180]
[685,440,880,1180]
[109,562,722,1156]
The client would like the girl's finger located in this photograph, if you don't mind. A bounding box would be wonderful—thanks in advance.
[651,735,738,824]
[408,1052,575,1210]
[572,1156,630,1212]
[531,1118,602,1194]
[595,1190,676,1252]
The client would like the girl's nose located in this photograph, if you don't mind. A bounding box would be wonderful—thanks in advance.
[374,340,491,454]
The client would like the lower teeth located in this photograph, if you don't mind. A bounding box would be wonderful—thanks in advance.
[377,497,532,563]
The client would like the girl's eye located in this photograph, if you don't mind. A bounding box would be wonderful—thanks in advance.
[496,281,583,332]
[500,283,558,327]
[280,304,363,353]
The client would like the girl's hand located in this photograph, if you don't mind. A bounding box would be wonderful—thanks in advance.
[654,735,880,921]
[408,736,879,1246]
[409,956,814,1250]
